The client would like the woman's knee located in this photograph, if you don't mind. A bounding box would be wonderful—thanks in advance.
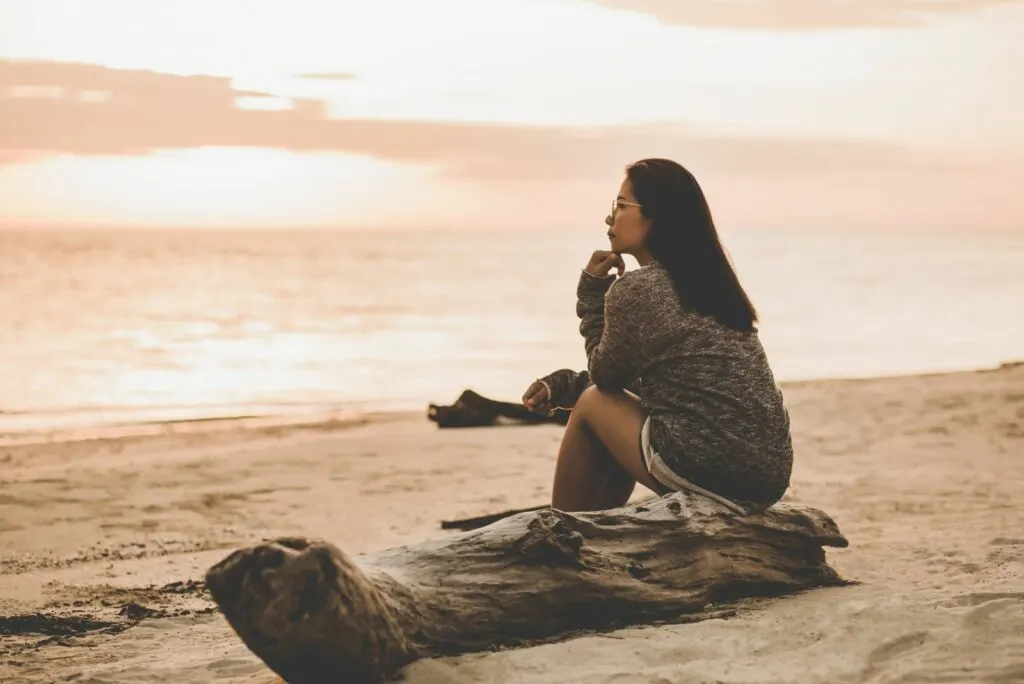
[576,384,639,414]
[575,384,601,410]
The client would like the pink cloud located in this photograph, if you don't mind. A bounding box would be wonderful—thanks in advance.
[583,0,1014,29]
[0,59,981,184]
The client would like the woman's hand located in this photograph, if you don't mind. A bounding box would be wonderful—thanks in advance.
[521,380,551,415]
[585,250,625,278]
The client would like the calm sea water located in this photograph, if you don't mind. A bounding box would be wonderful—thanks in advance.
[1,228,1021,435]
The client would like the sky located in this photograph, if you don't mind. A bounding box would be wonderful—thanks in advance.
[0,0,1022,230]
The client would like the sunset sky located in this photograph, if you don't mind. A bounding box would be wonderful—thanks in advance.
[1,0,1022,230]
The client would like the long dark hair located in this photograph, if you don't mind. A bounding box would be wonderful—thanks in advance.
[626,158,758,333]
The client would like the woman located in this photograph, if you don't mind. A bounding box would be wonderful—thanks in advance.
[521,158,793,515]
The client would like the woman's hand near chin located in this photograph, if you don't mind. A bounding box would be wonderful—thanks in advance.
[584,250,625,278]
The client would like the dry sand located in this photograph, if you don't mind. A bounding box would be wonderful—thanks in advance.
[2,362,1023,683]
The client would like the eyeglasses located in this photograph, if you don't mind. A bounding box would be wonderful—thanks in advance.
[611,198,642,215]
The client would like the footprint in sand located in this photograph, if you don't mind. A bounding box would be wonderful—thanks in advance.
[862,630,931,678]
[205,657,266,678]
[986,537,1024,564]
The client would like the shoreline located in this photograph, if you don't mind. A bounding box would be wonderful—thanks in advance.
[0,406,416,450]
[3,358,1021,451]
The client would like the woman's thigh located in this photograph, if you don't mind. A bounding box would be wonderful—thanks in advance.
[575,386,663,493]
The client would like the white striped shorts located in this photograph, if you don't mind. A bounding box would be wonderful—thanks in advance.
[640,417,748,515]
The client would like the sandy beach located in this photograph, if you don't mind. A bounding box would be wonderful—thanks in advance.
[2,362,1023,684]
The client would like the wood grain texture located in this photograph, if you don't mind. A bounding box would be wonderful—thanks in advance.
[206,491,849,683]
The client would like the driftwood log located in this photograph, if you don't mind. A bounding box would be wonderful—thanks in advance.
[206,491,849,684]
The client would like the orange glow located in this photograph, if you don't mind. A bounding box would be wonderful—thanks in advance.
[0,0,1022,229]
[0,150,451,228]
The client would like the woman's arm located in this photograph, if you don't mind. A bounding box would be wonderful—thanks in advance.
[536,368,593,410]
[575,270,646,392]
[532,269,645,412]
[537,368,644,411]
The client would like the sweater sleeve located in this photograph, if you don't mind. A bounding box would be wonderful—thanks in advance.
[537,368,593,409]
[537,367,643,410]
[576,270,646,391]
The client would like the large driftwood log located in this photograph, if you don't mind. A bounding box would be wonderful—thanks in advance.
[206,491,849,684]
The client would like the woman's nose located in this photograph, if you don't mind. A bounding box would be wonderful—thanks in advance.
[605,214,613,227]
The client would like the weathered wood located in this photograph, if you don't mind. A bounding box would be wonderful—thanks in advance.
[206,491,849,684]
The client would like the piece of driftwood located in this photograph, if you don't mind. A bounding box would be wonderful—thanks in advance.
[206,491,849,684]
[427,389,570,428]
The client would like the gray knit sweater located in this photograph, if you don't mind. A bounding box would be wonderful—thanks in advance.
[540,262,793,510]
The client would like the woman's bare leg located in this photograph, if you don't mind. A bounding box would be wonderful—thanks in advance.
[589,423,638,509]
[552,415,636,511]
[551,386,664,511]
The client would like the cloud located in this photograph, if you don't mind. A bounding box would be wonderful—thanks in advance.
[0,59,275,102]
[582,0,1015,30]
[0,59,983,182]
[0,151,51,165]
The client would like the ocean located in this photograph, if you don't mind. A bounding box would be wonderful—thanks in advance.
[1,227,1021,438]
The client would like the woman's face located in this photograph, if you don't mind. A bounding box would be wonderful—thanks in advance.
[605,178,650,256]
